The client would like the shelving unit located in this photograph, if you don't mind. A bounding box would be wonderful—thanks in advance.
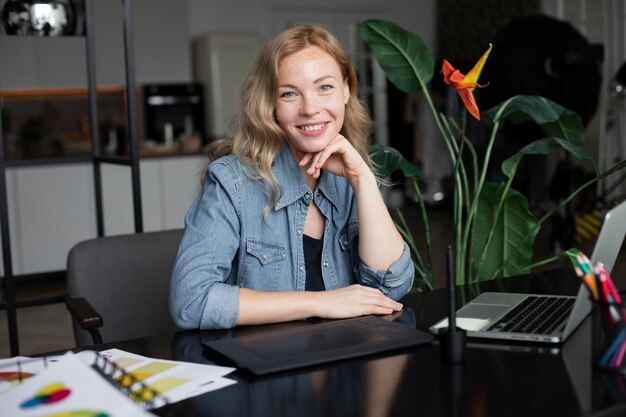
[0,0,143,356]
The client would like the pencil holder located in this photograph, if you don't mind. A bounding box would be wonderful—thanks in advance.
[571,251,626,374]
[597,298,624,333]
[594,300,626,375]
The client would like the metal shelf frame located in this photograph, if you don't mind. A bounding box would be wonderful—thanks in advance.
[0,0,143,356]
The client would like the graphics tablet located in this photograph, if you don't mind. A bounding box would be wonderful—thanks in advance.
[203,315,433,375]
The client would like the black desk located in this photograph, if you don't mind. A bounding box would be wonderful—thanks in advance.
[92,269,626,417]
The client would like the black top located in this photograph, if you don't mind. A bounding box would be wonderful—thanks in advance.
[303,234,325,291]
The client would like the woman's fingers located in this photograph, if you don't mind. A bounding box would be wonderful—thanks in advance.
[299,152,314,167]
[305,135,368,181]
[318,285,403,319]
[311,136,345,168]
[380,310,404,322]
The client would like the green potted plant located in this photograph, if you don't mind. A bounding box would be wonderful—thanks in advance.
[360,19,626,290]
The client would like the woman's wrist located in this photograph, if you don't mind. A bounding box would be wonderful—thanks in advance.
[306,290,326,318]
[348,168,377,191]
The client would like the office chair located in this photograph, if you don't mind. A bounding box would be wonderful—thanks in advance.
[64,229,184,347]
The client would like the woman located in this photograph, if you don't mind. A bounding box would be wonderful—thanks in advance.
[169,24,414,330]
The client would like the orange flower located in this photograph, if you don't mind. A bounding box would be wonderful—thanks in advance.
[441,43,493,121]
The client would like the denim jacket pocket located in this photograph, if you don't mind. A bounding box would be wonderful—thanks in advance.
[241,237,286,289]
[337,220,359,251]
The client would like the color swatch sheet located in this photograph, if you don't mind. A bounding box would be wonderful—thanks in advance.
[99,348,236,406]
[0,352,156,417]
[0,356,63,395]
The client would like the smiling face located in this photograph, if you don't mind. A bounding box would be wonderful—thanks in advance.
[275,45,350,155]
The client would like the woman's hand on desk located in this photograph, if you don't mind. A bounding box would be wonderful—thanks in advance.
[237,285,402,326]
[313,285,403,319]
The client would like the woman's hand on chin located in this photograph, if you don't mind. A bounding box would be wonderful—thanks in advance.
[298,135,371,184]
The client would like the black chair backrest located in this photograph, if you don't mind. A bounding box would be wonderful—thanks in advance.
[66,229,183,347]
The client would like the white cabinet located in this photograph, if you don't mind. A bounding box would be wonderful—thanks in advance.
[3,163,96,275]
[101,161,160,236]
[101,155,206,235]
[0,155,206,276]
[160,156,205,230]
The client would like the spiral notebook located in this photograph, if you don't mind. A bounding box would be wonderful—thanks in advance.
[0,349,236,415]
[0,351,160,416]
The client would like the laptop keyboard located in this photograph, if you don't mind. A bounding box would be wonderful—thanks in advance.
[487,296,575,334]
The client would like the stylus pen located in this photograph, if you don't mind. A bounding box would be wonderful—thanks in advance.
[447,245,456,333]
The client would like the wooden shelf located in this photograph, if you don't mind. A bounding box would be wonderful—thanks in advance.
[0,86,126,99]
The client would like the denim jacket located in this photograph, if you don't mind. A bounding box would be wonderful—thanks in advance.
[169,145,414,329]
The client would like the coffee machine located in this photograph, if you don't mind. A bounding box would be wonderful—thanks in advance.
[142,83,206,145]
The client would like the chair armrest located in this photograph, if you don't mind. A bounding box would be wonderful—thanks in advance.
[63,294,103,330]
[63,295,104,345]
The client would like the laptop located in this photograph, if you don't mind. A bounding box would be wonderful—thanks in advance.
[430,199,626,344]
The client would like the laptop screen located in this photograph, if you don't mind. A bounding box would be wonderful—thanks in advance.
[590,200,626,273]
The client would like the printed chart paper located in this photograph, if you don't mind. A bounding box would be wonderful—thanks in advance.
[99,348,236,405]
[0,356,64,394]
[0,353,156,417]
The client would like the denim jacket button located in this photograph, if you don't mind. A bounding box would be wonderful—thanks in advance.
[323,261,329,267]
[299,265,304,272]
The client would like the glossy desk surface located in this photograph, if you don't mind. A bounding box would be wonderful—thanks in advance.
[93,269,626,417]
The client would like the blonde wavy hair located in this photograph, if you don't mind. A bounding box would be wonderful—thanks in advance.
[206,24,373,214]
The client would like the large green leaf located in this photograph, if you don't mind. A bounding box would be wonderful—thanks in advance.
[472,182,540,280]
[370,145,422,178]
[484,95,585,145]
[358,20,434,93]
[563,248,582,268]
[501,137,598,178]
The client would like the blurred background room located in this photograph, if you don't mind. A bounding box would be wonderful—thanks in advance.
[0,0,625,357]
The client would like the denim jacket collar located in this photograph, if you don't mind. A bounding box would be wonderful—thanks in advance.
[273,144,341,211]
